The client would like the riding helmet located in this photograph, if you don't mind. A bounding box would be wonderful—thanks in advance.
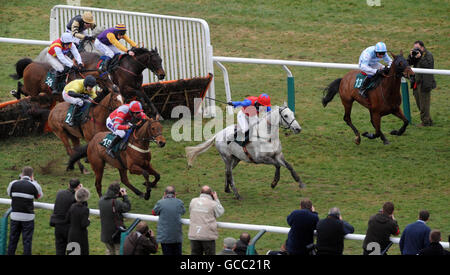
[60,33,74,44]
[83,75,97,88]
[82,11,95,24]
[129,101,144,113]
[375,42,387,53]
[257,93,272,107]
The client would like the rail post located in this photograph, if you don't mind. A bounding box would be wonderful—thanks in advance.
[246,229,266,255]
[401,77,411,124]
[119,218,142,255]
[0,208,12,255]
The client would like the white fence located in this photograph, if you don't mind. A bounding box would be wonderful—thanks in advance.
[0,198,448,250]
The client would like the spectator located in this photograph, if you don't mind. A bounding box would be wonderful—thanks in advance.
[123,221,158,255]
[234,232,251,255]
[188,185,225,255]
[99,183,131,255]
[286,198,319,255]
[50,178,82,255]
[218,237,237,255]
[266,240,289,255]
[152,185,186,255]
[6,166,43,255]
[407,40,436,127]
[418,230,450,255]
[66,187,91,255]
[316,207,354,255]
[399,210,431,255]
[362,202,400,255]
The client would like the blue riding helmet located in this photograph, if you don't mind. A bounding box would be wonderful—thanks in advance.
[375,42,387,53]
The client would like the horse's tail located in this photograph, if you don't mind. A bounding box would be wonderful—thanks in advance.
[185,135,217,168]
[322,78,342,107]
[67,144,88,171]
[10,58,33,80]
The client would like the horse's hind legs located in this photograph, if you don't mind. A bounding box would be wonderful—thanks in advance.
[271,165,281,189]
[225,160,241,200]
[343,101,361,145]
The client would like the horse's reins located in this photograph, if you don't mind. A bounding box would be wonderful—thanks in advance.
[279,107,296,129]
[128,119,163,153]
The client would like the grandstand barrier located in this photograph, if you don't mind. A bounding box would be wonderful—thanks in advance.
[0,198,448,254]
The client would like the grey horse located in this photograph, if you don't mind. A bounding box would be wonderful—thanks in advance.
[186,104,304,200]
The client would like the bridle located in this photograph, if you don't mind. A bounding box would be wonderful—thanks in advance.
[279,106,296,129]
[132,119,163,143]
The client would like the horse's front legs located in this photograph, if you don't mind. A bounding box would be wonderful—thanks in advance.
[277,154,305,188]
[363,112,389,145]
[390,108,409,136]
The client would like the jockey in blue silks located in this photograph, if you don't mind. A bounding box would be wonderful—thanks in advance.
[358,42,392,97]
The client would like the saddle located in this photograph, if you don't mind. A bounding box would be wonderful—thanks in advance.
[227,126,250,147]
[355,72,383,96]
[98,54,122,73]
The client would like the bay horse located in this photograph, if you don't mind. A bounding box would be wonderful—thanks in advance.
[80,47,166,117]
[67,117,166,200]
[185,104,303,200]
[322,52,415,145]
[48,90,124,173]
[9,57,118,100]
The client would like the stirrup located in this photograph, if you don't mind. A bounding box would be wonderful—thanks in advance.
[106,148,116,158]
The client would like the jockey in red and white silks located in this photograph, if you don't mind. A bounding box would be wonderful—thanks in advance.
[106,101,148,138]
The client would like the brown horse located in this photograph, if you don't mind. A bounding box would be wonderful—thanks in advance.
[48,90,124,173]
[10,57,118,100]
[80,47,165,117]
[322,52,415,145]
[67,117,166,200]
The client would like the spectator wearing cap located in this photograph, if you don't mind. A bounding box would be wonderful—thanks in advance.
[152,185,186,255]
[7,166,43,255]
[400,210,431,255]
[362,202,400,255]
[418,230,450,256]
[218,237,237,255]
[316,207,354,255]
[286,198,319,255]
[50,178,82,255]
[234,232,252,255]
[66,187,91,255]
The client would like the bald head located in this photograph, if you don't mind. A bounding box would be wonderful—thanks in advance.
[165,185,175,195]
[201,185,212,195]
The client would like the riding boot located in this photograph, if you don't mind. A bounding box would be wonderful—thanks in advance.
[359,77,371,98]
[52,72,66,95]
[67,105,80,127]
[106,135,122,158]
[234,128,250,147]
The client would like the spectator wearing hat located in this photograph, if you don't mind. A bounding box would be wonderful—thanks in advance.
[50,178,82,255]
[363,202,400,255]
[286,198,319,255]
[123,221,158,255]
[418,230,450,255]
[218,237,238,255]
[6,166,43,255]
[316,207,354,255]
[66,187,91,255]
[400,210,431,255]
[152,185,186,255]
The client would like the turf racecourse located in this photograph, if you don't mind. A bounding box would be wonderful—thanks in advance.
[0,0,448,255]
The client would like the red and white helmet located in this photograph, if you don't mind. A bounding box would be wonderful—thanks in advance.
[257,93,271,107]
[129,101,143,113]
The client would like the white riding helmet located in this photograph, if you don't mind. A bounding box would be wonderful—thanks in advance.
[60,33,74,44]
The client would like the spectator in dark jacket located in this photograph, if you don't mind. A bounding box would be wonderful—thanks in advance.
[218,237,237,255]
[6,166,43,255]
[399,210,431,255]
[234,232,251,255]
[316,207,354,255]
[66,187,90,255]
[123,221,158,255]
[152,185,185,255]
[418,230,450,256]
[50,178,82,255]
[286,198,319,255]
[363,202,400,255]
[99,183,131,255]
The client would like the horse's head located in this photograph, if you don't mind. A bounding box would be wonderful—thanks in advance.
[278,103,302,134]
[96,89,124,113]
[132,47,166,80]
[391,51,414,80]
[136,115,166,148]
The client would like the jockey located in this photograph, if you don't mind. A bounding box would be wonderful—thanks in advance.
[105,101,149,157]
[228,93,272,146]
[66,11,96,47]
[358,42,392,97]
[46,33,84,95]
[94,23,137,72]
[62,75,99,126]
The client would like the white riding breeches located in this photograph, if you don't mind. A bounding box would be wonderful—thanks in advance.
[106,117,126,138]
[94,39,123,59]
[237,110,258,134]
[45,53,71,72]
[62,91,84,106]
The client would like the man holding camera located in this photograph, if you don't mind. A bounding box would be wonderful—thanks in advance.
[407,40,436,127]
[123,221,158,255]
[99,183,131,255]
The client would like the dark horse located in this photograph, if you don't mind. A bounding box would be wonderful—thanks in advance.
[67,117,166,200]
[80,47,166,117]
[10,57,118,100]
[322,52,415,145]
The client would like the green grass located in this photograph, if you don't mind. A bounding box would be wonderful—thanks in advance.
[0,0,449,255]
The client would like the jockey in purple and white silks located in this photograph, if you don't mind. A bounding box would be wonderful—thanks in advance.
[358,42,392,97]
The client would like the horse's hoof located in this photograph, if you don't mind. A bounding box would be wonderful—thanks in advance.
[144,191,151,200]
[390,130,398,136]
[383,140,390,145]
[354,136,361,145]
[270,183,277,189]
[299,182,306,189]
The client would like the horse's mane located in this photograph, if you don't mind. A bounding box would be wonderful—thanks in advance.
[131,47,151,55]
